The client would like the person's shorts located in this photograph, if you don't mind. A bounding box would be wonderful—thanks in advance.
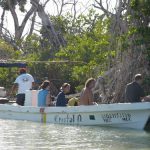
[16,93,25,106]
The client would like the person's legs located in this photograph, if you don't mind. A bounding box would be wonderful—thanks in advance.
[16,94,25,106]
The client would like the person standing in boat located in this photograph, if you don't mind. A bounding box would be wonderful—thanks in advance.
[38,80,52,107]
[10,68,34,106]
[79,78,96,105]
[56,83,70,107]
[125,74,150,102]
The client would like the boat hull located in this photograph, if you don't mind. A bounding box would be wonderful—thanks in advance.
[0,102,150,130]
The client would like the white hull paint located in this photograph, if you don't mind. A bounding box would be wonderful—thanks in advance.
[0,102,150,130]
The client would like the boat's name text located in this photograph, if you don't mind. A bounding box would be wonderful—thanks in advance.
[54,114,82,124]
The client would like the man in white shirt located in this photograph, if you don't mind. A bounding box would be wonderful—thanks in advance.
[11,68,34,106]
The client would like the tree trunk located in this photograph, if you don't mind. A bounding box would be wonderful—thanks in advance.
[31,0,67,57]
[7,0,37,40]
[0,8,5,36]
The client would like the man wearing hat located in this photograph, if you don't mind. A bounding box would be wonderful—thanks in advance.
[10,68,34,106]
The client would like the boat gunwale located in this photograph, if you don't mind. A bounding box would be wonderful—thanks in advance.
[0,102,149,114]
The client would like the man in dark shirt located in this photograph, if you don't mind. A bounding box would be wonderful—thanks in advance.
[125,74,145,102]
[56,83,70,106]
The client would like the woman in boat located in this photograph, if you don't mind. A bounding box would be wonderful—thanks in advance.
[56,83,70,107]
[38,80,52,107]
[79,78,96,105]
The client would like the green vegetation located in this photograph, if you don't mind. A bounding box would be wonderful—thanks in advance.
[0,1,150,98]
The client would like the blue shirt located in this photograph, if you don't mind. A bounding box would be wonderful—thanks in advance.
[56,91,67,106]
[38,89,49,107]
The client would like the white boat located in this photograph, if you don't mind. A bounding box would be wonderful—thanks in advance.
[0,102,150,130]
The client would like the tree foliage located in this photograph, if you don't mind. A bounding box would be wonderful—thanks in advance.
[0,0,150,98]
[55,11,114,89]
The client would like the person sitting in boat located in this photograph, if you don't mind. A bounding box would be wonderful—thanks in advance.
[38,80,52,107]
[125,74,150,102]
[10,68,34,106]
[67,97,79,106]
[56,83,70,107]
[79,78,97,105]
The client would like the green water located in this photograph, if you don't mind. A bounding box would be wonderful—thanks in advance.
[0,119,150,150]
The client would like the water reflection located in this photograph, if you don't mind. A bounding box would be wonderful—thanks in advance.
[0,119,150,150]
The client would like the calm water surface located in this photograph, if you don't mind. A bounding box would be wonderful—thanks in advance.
[0,119,150,150]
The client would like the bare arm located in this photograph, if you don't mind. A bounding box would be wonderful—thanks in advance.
[9,83,18,96]
[141,95,150,102]
[32,82,35,89]
[46,91,51,106]
[88,90,94,105]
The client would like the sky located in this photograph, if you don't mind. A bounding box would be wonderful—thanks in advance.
[0,0,117,37]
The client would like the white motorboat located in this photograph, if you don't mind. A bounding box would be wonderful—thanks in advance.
[0,102,149,130]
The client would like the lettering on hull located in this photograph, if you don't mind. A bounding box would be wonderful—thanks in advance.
[54,114,82,124]
[101,112,132,123]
